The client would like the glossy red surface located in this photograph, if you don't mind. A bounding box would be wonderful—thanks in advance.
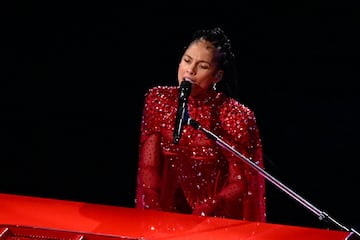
[0,193,351,240]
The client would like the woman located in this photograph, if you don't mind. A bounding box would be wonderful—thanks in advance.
[135,27,266,222]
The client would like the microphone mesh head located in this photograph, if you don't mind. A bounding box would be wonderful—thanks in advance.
[180,79,192,99]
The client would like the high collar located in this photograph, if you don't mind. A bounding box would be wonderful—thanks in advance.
[188,89,220,106]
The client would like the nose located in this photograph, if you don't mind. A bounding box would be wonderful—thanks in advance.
[186,69,195,76]
[186,65,196,75]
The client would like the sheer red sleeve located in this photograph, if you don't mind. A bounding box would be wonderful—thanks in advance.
[136,133,162,210]
[135,89,163,210]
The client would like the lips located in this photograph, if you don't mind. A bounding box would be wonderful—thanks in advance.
[183,77,194,84]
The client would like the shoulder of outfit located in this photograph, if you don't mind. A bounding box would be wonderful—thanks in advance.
[146,85,177,97]
[217,95,258,129]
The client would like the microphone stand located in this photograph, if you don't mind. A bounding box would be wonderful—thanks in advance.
[187,117,360,239]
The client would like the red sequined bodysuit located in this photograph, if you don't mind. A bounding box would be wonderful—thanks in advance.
[136,86,266,222]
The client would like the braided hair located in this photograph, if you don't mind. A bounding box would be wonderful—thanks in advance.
[190,27,239,100]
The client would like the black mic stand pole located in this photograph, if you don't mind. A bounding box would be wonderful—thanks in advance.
[187,117,360,239]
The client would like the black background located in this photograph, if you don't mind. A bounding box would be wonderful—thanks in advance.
[1,3,360,231]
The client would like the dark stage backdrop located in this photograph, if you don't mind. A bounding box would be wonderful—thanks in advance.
[2,3,360,231]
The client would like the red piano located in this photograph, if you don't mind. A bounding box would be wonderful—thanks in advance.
[0,193,354,240]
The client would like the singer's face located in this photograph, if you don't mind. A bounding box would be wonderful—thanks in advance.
[178,39,221,97]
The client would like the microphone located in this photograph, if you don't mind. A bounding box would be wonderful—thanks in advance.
[173,78,192,144]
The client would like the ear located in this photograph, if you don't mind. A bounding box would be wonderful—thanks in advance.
[215,70,224,83]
